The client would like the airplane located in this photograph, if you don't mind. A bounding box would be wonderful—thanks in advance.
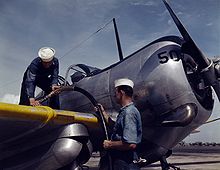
[0,0,219,170]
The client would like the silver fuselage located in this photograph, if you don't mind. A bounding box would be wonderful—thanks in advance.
[60,36,214,160]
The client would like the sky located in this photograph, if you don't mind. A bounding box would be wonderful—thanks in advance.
[0,0,219,142]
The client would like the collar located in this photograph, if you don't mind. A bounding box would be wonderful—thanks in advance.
[119,102,133,112]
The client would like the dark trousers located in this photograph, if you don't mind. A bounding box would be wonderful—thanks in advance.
[19,81,60,109]
[99,151,140,170]
[113,159,140,170]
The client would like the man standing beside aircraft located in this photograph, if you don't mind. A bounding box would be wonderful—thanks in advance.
[99,78,142,170]
[19,47,60,109]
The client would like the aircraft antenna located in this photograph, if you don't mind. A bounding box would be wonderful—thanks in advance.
[59,19,113,60]
[113,18,124,61]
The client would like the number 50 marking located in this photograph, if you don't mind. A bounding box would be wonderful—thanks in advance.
[158,50,181,64]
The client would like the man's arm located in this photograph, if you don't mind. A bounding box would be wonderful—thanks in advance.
[103,140,136,151]
[25,67,41,106]
[51,58,59,87]
[25,69,36,99]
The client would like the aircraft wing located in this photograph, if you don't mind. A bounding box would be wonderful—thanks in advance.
[0,102,98,143]
[0,102,102,169]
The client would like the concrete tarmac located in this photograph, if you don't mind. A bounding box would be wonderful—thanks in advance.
[84,152,220,170]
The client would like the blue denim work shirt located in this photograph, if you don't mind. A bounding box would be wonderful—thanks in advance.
[111,102,142,144]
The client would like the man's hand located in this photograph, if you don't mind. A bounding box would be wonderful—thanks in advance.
[29,98,41,106]
[52,85,61,94]
[94,103,105,112]
[94,104,110,123]
[103,140,112,149]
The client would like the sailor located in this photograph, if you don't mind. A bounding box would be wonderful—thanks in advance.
[19,47,60,109]
[99,78,142,170]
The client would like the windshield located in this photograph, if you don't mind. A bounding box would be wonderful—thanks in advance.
[64,64,101,85]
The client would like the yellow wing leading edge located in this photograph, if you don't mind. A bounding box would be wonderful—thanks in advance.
[0,102,98,126]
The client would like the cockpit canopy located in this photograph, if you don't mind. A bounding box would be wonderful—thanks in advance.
[64,64,102,85]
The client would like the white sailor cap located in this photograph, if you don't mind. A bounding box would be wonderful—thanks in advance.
[114,78,134,88]
[38,47,55,62]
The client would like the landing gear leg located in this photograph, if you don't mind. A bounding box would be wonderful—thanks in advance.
[160,156,180,170]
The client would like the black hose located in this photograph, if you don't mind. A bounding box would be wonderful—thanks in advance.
[74,87,109,139]
[38,85,113,169]
[73,86,113,170]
